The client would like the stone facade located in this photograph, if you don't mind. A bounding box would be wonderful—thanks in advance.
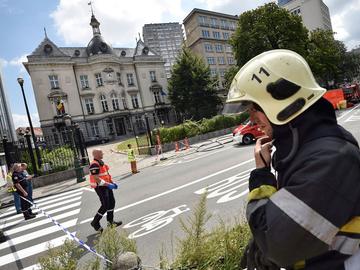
[24,14,175,143]
[143,22,184,79]
[183,8,238,94]
[279,0,333,32]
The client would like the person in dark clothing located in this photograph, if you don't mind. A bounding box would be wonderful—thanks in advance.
[89,149,122,232]
[12,163,36,220]
[224,49,360,270]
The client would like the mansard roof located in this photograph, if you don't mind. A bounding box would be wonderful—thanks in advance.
[134,39,158,57]
[28,37,69,58]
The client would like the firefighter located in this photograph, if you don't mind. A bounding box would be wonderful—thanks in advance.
[12,163,36,220]
[224,50,360,270]
[90,149,122,232]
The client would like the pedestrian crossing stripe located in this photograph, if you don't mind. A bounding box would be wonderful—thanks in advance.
[0,201,81,230]
[5,209,80,236]
[2,192,83,223]
[0,219,77,251]
[0,233,75,267]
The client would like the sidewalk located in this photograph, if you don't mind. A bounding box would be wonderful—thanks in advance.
[0,133,234,208]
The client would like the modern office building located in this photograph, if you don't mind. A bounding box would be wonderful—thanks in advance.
[24,13,174,142]
[143,23,184,78]
[183,8,238,91]
[0,66,17,142]
[279,0,332,31]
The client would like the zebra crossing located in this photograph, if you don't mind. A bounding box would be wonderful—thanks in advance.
[0,188,85,270]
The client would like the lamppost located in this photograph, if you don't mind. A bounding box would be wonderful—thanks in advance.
[17,77,42,169]
[64,114,86,183]
[144,113,153,146]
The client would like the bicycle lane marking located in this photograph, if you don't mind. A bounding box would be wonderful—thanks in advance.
[80,158,254,224]
[337,103,360,123]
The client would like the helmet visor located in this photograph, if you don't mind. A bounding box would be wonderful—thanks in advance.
[222,101,252,115]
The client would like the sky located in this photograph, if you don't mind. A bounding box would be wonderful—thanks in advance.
[0,0,359,128]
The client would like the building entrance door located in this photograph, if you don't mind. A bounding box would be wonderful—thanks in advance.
[114,118,126,136]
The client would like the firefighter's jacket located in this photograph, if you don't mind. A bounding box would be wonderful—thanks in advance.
[246,98,360,270]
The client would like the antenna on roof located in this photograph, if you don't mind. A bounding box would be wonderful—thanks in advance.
[88,1,94,15]
[44,27,48,38]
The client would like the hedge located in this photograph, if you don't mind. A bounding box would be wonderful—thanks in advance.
[153,113,249,144]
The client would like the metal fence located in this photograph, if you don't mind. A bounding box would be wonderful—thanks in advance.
[3,127,89,176]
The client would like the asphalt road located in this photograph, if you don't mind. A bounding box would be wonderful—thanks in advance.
[0,104,359,270]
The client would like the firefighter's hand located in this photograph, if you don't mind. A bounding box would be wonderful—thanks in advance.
[254,136,273,168]
[23,191,28,197]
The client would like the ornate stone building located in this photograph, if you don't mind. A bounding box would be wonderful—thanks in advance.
[24,14,174,143]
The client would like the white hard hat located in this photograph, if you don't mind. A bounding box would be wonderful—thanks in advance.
[224,49,326,125]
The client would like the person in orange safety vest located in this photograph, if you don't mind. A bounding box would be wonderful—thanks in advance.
[89,149,122,232]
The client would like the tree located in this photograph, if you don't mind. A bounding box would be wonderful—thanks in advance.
[168,49,221,121]
[306,29,346,87]
[223,65,240,91]
[231,3,309,67]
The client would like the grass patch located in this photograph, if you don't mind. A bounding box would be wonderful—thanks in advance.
[116,135,149,155]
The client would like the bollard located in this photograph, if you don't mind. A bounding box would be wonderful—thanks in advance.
[175,141,179,152]
[184,137,190,150]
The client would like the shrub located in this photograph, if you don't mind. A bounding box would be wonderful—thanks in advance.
[153,113,249,144]
[167,193,252,270]
[38,239,83,270]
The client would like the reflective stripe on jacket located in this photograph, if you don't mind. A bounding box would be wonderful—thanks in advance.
[89,160,112,188]
[246,132,360,269]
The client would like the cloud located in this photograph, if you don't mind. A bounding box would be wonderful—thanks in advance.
[8,54,28,73]
[0,58,8,68]
[50,0,185,47]
[12,113,40,129]
[50,0,360,51]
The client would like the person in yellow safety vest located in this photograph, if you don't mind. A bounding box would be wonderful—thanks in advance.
[127,144,139,174]
[89,149,122,232]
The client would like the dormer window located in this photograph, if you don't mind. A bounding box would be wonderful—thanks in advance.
[49,75,59,89]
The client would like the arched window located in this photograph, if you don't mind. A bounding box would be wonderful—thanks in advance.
[111,93,120,111]
[100,94,108,112]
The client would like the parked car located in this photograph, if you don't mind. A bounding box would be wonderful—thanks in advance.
[232,121,265,145]
[84,136,110,146]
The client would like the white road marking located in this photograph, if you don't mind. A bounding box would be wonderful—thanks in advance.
[337,103,360,122]
[2,195,82,223]
[23,264,41,270]
[0,201,81,230]
[5,209,80,236]
[0,233,75,267]
[0,219,77,251]
[35,192,83,207]
[80,158,254,224]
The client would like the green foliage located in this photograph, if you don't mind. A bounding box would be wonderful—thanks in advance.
[38,239,83,270]
[231,3,309,67]
[306,29,347,85]
[169,194,251,270]
[169,48,221,121]
[86,227,138,270]
[153,113,248,144]
[341,52,360,83]
[223,65,240,91]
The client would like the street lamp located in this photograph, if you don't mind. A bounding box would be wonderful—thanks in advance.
[17,77,42,170]
[64,114,85,183]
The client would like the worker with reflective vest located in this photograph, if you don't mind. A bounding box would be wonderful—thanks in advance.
[224,50,360,269]
[89,149,122,232]
[127,143,139,174]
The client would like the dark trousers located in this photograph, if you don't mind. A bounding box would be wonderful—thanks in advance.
[17,191,31,214]
[93,186,115,224]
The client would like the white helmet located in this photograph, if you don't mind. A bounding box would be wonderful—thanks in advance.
[224,49,326,125]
